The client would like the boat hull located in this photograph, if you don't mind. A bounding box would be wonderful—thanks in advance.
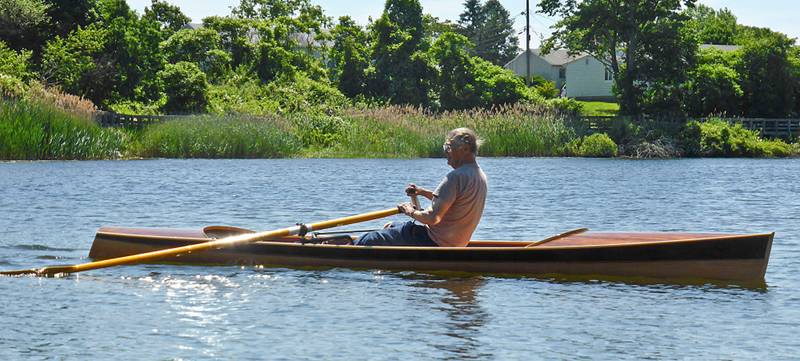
[89,227,773,283]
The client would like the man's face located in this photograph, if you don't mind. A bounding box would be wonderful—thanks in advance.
[443,139,467,168]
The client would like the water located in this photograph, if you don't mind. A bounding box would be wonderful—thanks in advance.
[1,158,799,360]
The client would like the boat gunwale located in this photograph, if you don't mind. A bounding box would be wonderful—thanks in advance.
[94,229,775,253]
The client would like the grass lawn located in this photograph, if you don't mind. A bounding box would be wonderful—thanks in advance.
[577,101,619,116]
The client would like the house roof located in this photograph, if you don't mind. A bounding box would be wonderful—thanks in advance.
[505,48,590,68]
[699,44,741,52]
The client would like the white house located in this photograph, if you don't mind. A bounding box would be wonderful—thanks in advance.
[504,49,614,101]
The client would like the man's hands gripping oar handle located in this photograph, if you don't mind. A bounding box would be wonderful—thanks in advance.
[1,207,401,277]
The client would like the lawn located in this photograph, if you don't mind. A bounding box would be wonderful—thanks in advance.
[577,101,619,116]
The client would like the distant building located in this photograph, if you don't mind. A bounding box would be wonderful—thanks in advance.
[505,44,742,101]
[504,49,614,101]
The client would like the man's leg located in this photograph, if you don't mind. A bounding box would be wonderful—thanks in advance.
[353,221,437,246]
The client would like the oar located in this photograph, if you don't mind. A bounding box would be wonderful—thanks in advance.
[524,228,589,248]
[1,207,400,277]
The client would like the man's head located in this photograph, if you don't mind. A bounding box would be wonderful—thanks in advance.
[443,128,482,168]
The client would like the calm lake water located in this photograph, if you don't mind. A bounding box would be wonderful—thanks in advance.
[1,158,799,360]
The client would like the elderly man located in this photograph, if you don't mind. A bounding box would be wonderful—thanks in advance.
[353,128,488,247]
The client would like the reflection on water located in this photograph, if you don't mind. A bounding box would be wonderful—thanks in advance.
[402,274,491,360]
[1,158,799,360]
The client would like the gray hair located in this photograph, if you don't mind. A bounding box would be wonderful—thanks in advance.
[446,128,483,154]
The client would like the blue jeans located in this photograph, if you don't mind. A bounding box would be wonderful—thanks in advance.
[353,221,438,246]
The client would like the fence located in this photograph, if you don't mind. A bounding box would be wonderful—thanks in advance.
[580,116,800,139]
[94,111,191,128]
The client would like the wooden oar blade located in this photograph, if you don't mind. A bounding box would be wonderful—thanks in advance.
[525,228,589,248]
[0,265,73,277]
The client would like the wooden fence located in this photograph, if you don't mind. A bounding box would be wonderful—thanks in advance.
[581,116,800,139]
[94,111,190,128]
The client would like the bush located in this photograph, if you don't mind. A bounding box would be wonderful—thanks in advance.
[577,133,618,157]
[685,63,743,116]
[682,118,794,157]
[208,71,347,115]
[158,61,209,113]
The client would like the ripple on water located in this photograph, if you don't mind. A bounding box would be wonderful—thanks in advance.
[1,158,799,360]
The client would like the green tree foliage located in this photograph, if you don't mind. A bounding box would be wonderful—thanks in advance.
[685,63,742,116]
[429,32,533,110]
[685,4,737,45]
[0,40,33,79]
[477,0,518,65]
[40,24,107,99]
[737,33,796,117]
[370,0,433,106]
[330,16,369,98]
[458,0,485,45]
[46,0,96,40]
[143,0,191,37]
[158,61,208,113]
[160,27,231,80]
[0,0,50,51]
[539,0,697,116]
[202,16,257,68]
[429,32,481,109]
[457,0,518,65]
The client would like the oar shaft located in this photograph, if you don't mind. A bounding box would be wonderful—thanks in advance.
[2,207,400,277]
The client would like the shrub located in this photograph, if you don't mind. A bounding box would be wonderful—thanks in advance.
[682,118,794,157]
[685,63,743,116]
[577,133,618,157]
[158,61,209,113]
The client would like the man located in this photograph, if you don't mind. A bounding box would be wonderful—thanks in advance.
[353,128,488,247]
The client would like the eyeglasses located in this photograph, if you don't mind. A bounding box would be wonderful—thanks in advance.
[442,142,452,153]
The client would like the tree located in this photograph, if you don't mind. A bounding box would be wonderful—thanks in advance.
[0,0,50,51]
[143,0,191,37]
[370,0,433,106]
[429,32,533,110]
[477,0,518,65]
[45,0,96,39]
[685,63,743,116]
[429,32,481,109]
[737,33,796,117]
[685,4,737,45]
[458,0,485,45]
[539,0,697,116]
[457,0,518,65]
[40,24,108,99]
[158,61,208,113]
[202,16,257,68]
[330,16,369,98]
[0,40,32,78]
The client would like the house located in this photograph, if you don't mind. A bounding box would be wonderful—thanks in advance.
[504,48,614,100]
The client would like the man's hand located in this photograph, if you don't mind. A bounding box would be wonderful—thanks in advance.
[397,202,416,215]
[405,184,433,200]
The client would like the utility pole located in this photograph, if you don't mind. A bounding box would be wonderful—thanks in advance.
[525,0,531,85]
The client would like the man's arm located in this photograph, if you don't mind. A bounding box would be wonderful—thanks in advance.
[405,184,434,201]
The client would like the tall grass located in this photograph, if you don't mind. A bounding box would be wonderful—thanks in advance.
[0,99,126,160]
[316,103,578,158]
[134,115,302,158]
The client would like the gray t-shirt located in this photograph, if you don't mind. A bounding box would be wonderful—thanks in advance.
[427,163,488,247]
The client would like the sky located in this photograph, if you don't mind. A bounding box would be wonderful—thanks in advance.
[126,0,800,48]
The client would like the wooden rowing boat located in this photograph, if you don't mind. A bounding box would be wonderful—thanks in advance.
[88,225,774,283]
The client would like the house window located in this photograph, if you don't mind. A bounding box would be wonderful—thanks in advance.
[604,68,613,81]
[559,68,566,79]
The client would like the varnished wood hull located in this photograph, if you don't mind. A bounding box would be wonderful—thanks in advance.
[89,226,774,283]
